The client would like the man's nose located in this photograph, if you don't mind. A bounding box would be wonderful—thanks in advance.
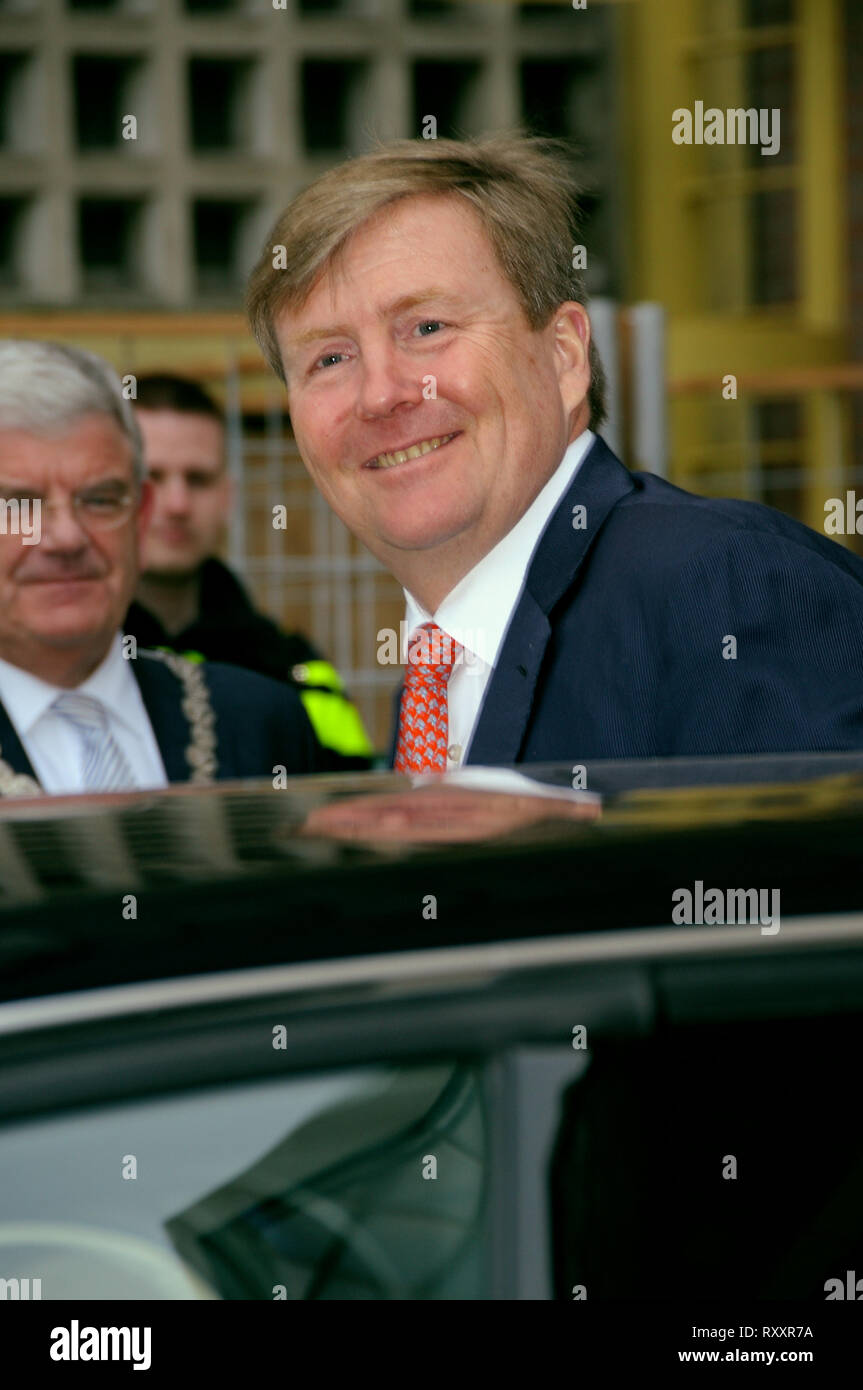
[40,498,91,552]
[159,478,192,514]
[356,343,424,419]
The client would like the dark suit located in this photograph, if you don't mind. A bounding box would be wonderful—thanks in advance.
[0,649,324,789]
[394,435,863,764]
[125,558,373,771]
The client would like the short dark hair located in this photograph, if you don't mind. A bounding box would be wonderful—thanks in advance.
[134,374,224,423]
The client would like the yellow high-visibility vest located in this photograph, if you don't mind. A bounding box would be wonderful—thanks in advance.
[152,648,373,759]
[290,661,374,758]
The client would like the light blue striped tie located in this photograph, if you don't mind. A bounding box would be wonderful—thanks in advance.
[52,691,136,792]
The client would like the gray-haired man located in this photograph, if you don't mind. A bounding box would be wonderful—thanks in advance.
[0,339,323,796]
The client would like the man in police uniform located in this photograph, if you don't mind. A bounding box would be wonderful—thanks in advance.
[124,374,372,769]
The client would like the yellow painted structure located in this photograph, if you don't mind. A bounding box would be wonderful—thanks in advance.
[619,0,851,536]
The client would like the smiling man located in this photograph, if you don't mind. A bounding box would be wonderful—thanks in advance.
[0,340,325,796]
[276,192,592,614]
[247,133,863,769]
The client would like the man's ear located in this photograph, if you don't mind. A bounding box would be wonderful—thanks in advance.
[553,302,592,420]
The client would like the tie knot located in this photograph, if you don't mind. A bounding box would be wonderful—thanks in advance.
[405,623,462,678]
[52,691,109,735]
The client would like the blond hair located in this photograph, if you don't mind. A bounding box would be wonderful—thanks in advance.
[246,133,606,430]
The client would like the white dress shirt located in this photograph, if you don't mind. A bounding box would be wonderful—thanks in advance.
[403,429,596,766]
[0,633,169,794]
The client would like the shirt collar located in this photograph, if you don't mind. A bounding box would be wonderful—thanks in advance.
[404,429,595,666]
[0,632,136,737]
[0,653,59,737]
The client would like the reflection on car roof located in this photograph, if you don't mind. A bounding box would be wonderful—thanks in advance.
[1,753,862,1004]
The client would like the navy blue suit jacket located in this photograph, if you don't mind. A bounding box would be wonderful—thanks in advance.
[395,435,863,765]
[0,650,323,789]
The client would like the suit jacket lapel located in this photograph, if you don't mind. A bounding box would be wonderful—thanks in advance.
[0,699,41,783]
[132,653,192,783]
[466,436,635,765]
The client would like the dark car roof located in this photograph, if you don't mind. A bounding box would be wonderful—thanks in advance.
[1,752,863,1005]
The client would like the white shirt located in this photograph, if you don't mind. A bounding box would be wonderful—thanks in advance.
[403,429,595,766]
[0,633,169,794]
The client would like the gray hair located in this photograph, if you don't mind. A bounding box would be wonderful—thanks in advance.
[0,340,145,485]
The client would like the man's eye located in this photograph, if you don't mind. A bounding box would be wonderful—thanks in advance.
[80,494,123,513]
[314,352,346,370]
[416,321,445,336]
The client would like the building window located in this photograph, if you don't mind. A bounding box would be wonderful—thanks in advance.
[0,196,30,288]
[411,60,481,140]
[79,197,147,293]
[187,58,259,153]
[73,56,146,151]
[193,197,258,295]
[301,60,370,154]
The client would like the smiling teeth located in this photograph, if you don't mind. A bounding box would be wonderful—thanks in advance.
[371,434,456,469]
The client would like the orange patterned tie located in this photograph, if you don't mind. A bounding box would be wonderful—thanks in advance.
[394,622,462,773]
